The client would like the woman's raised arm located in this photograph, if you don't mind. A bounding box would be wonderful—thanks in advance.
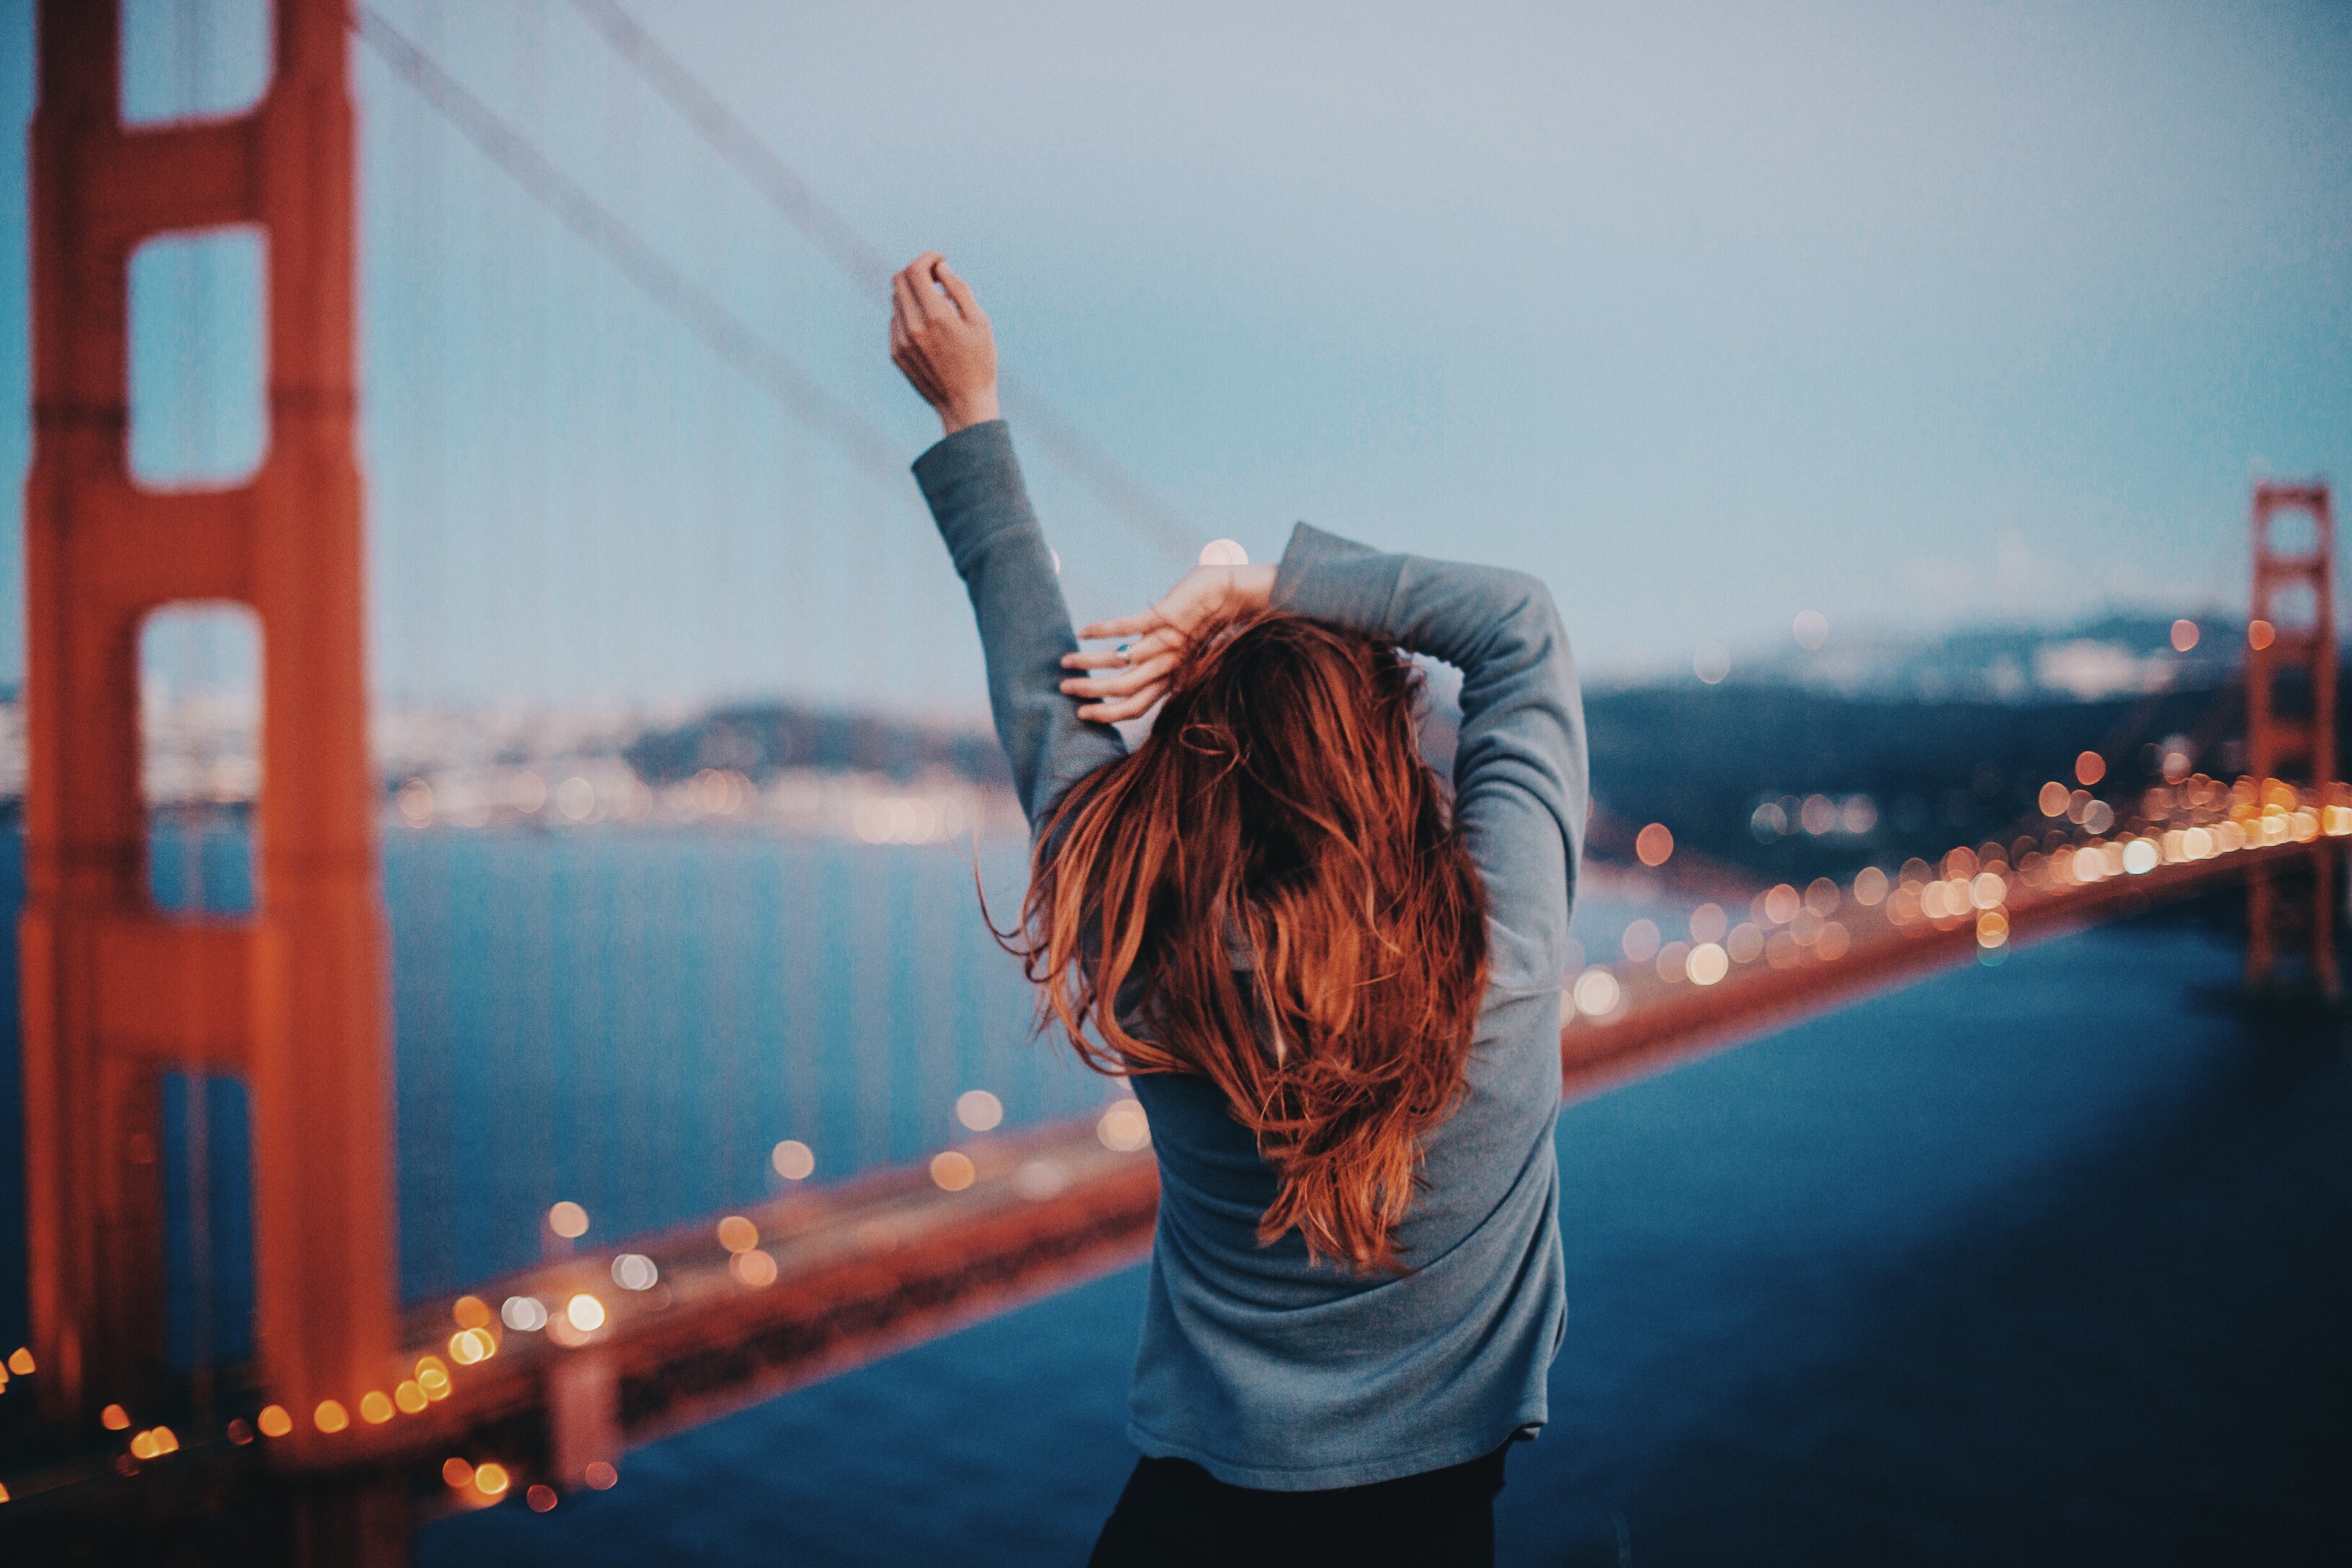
[895,255,1125,826]
[1268,524,1587,1000]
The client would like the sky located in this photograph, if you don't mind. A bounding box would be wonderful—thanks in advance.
[0,0,2346,713]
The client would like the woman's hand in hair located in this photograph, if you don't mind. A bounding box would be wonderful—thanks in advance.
[889,252,1000,436]
[1059,563,1277,723]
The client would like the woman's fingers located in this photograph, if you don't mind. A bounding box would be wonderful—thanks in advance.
[936,261,987,324]
[1076,611,1165,641]
[1059,651,1177,700]
[890,264,927,331]
[1077,686,1167,723]
[910,254,956,324]
[1061,627,1179,670]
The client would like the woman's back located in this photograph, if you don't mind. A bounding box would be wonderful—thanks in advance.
[915,430,1587,1490]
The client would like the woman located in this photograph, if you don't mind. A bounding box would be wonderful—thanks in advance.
[890,252,1586,1566]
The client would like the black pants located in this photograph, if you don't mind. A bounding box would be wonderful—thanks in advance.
[1088,1441,1511,1567]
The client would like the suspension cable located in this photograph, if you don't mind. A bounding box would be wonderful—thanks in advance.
[565,0,1206,569]
[355,4,905,486]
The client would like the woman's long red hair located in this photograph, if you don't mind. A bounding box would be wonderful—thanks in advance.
[1018,609,1488,1273]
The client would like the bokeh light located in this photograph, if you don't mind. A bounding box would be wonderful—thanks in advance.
[930,1150,978,1191]
[772,1139,816,1180]
[1097,1101,1151,1152]
[955,1090,1004,1132]
[547,1201,590,1239]
[1572,968,1622,1016]
[1634,822,1674,867]
[729,1249,779,1287]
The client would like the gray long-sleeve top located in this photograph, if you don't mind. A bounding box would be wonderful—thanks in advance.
[914,419,1587,1490]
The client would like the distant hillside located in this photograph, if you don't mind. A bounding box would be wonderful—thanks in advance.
[1642,610,2247,703]
[615,635,2333,887]
[1582,674,2309,883]
[624,702,1012,790]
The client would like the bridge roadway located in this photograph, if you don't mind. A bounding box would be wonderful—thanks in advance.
[4,799,2340,1523]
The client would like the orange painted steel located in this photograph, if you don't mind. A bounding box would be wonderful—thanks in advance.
[19,0,393,1455]
[2244,481,2338,996]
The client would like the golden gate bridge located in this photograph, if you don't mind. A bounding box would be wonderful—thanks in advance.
[0,1,2340,1559]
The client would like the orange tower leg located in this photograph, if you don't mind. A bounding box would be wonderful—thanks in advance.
[19,0,395,1456]
[2243,480,2338,998]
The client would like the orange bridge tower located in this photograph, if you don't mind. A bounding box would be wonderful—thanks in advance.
[2243,479,2339,997]
[19,0,395,1464]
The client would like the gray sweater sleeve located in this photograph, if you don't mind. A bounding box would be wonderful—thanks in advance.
[913,419,1127,827]
[1272,522,1587,999]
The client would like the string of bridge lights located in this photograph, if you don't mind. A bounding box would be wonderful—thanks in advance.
[0,1071,1154,1513]
[1569,767,2348,1020]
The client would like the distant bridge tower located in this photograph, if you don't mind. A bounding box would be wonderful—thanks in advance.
[2244,479,2338,997]
[19,0,394,1482]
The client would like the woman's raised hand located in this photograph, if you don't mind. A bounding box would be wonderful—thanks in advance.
[889,252,1000,436]
[1059,563,1278,723]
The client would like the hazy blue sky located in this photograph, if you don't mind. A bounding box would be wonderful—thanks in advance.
[0,1,2346,712]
